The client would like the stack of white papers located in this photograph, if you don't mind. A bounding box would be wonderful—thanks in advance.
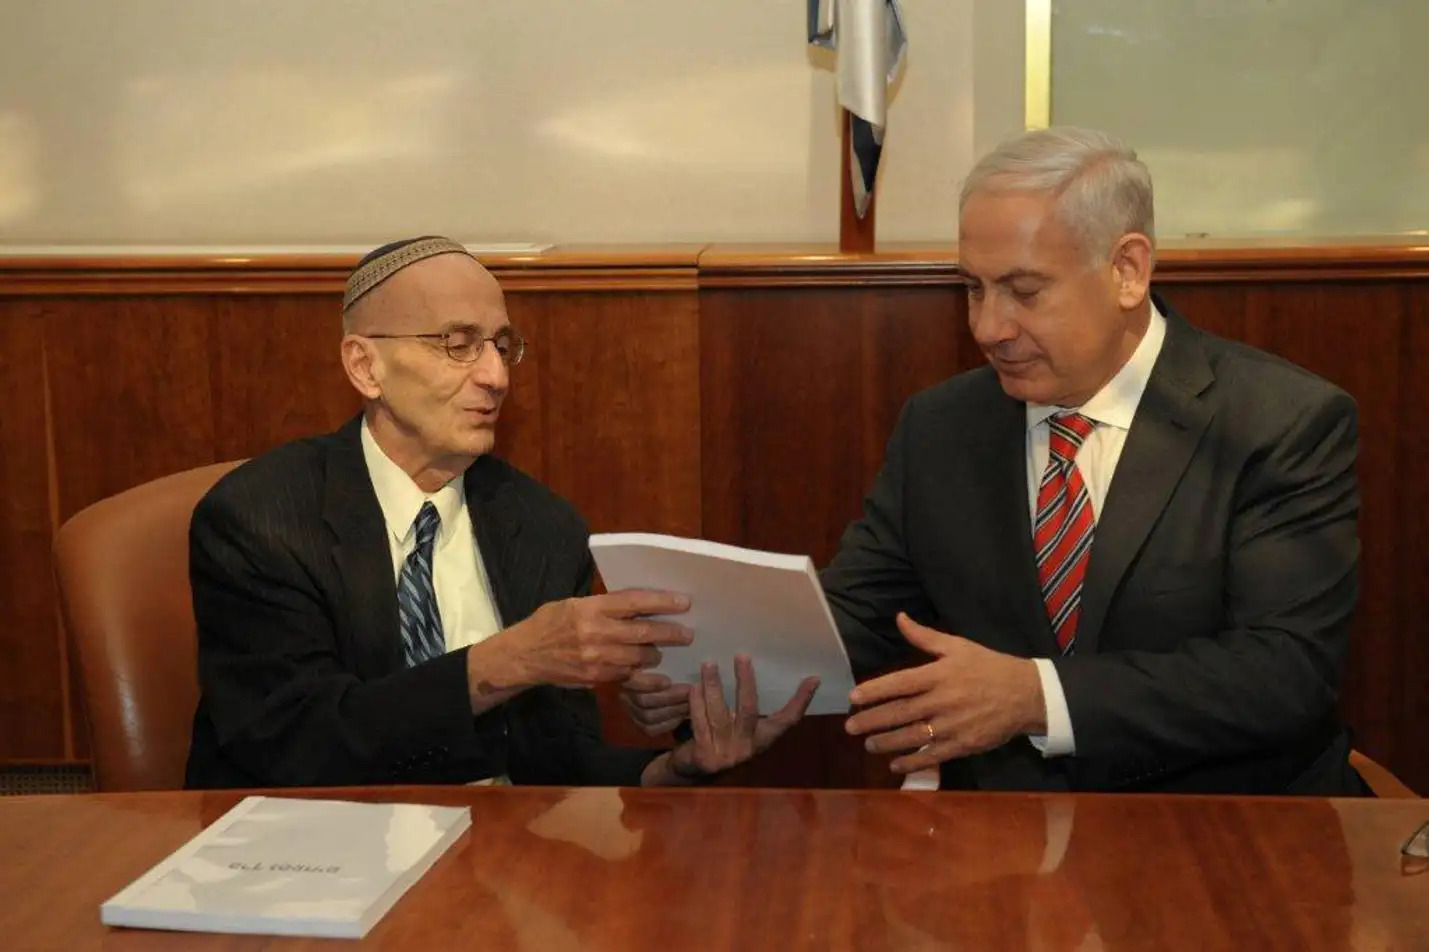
[101,796,470,939]
[589,533,855,715]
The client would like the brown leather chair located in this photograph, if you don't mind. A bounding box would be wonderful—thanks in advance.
[55,461,243,792]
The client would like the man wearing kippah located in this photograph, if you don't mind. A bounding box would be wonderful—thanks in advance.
[185,237,817,789]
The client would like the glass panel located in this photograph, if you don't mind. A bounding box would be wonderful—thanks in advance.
[1050,1,1429,238]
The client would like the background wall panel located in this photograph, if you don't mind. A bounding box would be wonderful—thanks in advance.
[1,243,1424,794]
[46,297,216,524]
[514,291,702,539]
[0,305,65,759]
[208,296,359,462]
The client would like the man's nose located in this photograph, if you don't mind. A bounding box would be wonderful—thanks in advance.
[468,342,509,392]
[969,298,1019,347]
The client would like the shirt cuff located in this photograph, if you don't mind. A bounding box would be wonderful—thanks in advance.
[1027,658,1076,757]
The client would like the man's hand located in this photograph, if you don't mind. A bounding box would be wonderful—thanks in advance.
[467,590,693,705]
[645,655,819,783]
[845,613,1045,774]
[620,671,692,736]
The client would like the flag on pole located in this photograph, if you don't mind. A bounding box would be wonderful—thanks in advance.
[808,0,908,219]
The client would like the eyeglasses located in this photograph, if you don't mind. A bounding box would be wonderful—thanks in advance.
[363,325,526,366]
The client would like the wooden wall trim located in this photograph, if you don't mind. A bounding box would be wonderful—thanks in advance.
[1154,237,1429,283]
[496,267,699,292]
[0,269,346,296]
[0,246,705,296]
[0,269,701,296]
[699,239,1429,288]
[493,245,703,291]
[5,237,1427,295]
[698,245,958,288]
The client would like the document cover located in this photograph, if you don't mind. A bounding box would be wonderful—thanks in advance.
[590,532,855,714]
[101,796,470,939]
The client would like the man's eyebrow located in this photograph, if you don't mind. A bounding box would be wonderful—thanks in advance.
[954,266,1052,284]
[994,268,1053,284]
[437,319,513,334]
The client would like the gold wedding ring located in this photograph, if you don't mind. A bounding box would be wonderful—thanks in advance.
[923,722,936,744]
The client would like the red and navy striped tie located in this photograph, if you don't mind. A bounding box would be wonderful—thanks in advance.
[1034,412,1097,655]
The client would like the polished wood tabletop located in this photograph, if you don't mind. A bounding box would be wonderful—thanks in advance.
[1,786,1424,950]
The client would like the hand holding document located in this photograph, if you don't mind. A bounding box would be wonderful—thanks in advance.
[589,533,855,715]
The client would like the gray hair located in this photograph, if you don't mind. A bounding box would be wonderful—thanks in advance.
[960,127,1155,263]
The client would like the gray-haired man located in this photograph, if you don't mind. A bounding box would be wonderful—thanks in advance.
[626,128,1365,796]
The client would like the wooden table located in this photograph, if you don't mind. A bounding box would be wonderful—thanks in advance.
[1,786,1425,950]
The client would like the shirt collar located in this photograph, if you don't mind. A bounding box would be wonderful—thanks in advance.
[1026,300,1167,433]
[360,419,466,548]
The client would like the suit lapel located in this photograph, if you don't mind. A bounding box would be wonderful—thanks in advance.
[1077,307,1215,655]
[322,416,404,674]
[464,457,542,625]
[974,381,1061,657]
[322,421,542,665]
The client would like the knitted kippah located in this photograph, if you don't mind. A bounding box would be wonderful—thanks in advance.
[342,236,471,312]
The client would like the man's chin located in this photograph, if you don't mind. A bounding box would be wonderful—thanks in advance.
[453,426,497,459]
[995,371,1051,404]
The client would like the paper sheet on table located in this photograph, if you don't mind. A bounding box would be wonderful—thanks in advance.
[589,533,854,715]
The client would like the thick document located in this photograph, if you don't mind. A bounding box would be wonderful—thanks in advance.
[589,533,855,715]
[101,796,470,939]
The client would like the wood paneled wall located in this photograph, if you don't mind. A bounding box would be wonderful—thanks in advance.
[2,241,1426,792]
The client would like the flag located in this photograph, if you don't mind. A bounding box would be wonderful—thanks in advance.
[808,0,908,219]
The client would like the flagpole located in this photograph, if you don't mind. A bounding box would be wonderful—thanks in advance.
[839,108,876,254]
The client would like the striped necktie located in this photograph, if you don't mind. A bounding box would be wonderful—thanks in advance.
[397,501,445,666]
[1034,412,1097,655]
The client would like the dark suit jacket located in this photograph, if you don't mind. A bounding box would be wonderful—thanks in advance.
[185,417,656,789]
[822,301,1363,794]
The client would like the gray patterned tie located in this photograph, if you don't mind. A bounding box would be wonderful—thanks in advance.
[397,501,445,666]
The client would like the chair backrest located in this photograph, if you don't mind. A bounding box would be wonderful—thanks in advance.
[55,461,243,792]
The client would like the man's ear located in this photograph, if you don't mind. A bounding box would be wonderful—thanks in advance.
[340,335,383,400]
[1111,233,1154,310]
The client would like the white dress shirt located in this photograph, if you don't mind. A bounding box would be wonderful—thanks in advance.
[361,421,504,652]
[1026,304,1167,756]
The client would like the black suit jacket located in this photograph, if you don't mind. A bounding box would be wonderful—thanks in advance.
[822,302,1363,794]
[185,417,656,789]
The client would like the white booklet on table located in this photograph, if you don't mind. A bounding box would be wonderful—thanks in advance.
[101,796,470,939]
[589,533,855,715]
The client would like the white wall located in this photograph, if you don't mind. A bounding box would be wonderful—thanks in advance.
[0,0,1020,250]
